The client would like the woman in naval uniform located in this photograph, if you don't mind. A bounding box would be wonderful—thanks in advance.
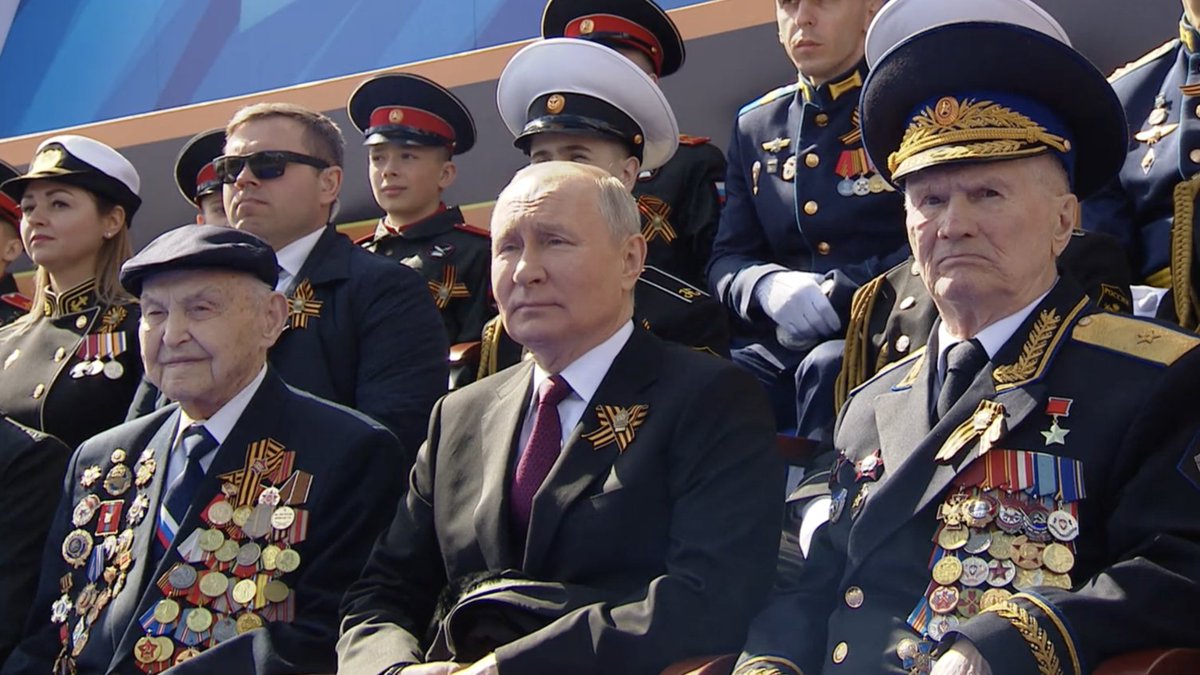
[0,135,143,449]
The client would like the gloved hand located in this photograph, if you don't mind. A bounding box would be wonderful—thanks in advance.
[754,271,841,346]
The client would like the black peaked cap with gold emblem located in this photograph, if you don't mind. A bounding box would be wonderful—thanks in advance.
[0,160,19,230]
[348,73,476,154]
[175,128,226,206]
[860,10,1126,197]
[541,0,685,78]
[120,225,279,297]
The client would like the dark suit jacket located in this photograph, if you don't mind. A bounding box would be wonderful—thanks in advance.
[337,327,783,675]
[737,279,1200,674]
[270,225,448,453]
[4,368,405,675]
[0,415,70,666]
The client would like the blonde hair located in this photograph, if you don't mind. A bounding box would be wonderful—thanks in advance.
[226,102,345,167]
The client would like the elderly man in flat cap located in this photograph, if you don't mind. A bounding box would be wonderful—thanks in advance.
[735,1,1200,674]
[3,225,404,675]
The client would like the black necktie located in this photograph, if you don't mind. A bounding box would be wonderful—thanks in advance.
[153,425,218,562]
[937,339,987,418]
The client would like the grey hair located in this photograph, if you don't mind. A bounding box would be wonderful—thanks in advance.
[496,161,640,241]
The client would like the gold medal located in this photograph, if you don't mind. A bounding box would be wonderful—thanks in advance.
[232,578,257,605]
[1015,542,1044,570]
[261,545,281,571]
[186,607,213,632]
[980,588,1012,610]
[989,532,1015,560]
[208,500,234,526]
[135,460,156,487]
[134,636,162,664]
[264,580,290,604]
[174,648,201,665]
[155,636,175,661]
[153,598,181,624]
[111,449,127,464]
[1042,542,1075,574]
[214,539,240,563]
[199,571,229,598]
[270,505,295,530]
[937,525,969,551]
[62,529,94,568]
[1014,568,1045,591]
[932,556,963,585]
[236,612,265,634]
[275,548,301,573]
[103,465,132,496]
[1041,571,1072,589]
[232,505,253,528]
[198,528,225,552]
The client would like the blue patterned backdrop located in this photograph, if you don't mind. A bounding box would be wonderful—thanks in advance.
[0,0,704,137]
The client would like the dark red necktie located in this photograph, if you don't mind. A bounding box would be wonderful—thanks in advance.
[510,375,572,535]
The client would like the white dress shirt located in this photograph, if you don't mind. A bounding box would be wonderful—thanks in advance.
[166,365,267,487]
[935,285,1054,387]
[274,227,325,293]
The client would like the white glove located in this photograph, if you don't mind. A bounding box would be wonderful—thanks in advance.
[930,641,993,675]
[755,271,841,345]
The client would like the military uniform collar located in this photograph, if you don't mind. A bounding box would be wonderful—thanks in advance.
[43,278,99,317]
[797,59,868,106]
[381,203,464,240]
[1182,18,1200,55]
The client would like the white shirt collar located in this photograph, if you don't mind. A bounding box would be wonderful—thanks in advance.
[937,283,1054,381]
[274,227,325,291]
[530,321,634,406]
[175,365,268,448]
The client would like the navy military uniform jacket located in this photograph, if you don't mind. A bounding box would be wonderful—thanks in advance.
[634,134,726,287]
[0,274,30,328]
[0,280,142,450]
[337,328,782,674]
[268,225,447,453]
[0,415,71,665]
[707,61,908,358]
[3,368,405,675]
[737,279,1200,674]
[1082,24,1200,324]
[357,205,495,345]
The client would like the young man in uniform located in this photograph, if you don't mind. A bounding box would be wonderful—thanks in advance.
[174,129,228,227]
[0,160,30,325]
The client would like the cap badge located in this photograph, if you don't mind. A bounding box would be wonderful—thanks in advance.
[31,146,66,174]
[546,94,566,114]
[580,18,594,34]
[934,97,961,127]
[388,109,404,124]
[632,133,644,146]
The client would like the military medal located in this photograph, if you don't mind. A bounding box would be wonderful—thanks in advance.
[264,580,290,604]
[275,548,301,573]
[927,586,960,615]
[781,155,797,182]
[104,359,125,380]
[926,614,959,641]
[62,530,94,568]
[1047,509,1079,541]
[960,557,990,587]
[1042,571,1072,589]
[898,638,935,675]
[852,176,871,196]
[73,495,101,527]
[1041,396,1072,446]
[937,525,969,551]
[854,450,883,482]
[1013,568,1045,591]
[1042,542,1075,574]
[198,570,229,598]
[850,484,870,520]
[751,161,761,195]
[232,578,257,605]
[1148,93,1169,125]
[94,501,123,536]
[931,556,963,585]
[236,612,265,634]
[985,558,1016,587]
[212,616,238,643]
[103,464,132,496]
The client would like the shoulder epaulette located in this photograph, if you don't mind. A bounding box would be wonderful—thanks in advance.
[1071,312,1200,366]
[739,83,800,117]
[677,134,711,146]
[851,346,927,398]
[1109,39,1178,82]
[1,292,31,312]
[453,222,491,238]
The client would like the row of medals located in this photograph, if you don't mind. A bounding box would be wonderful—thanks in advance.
[54,448,154,669]
[897,487,1080,674]
[837,172,892,197]
[70,353,125,380]
[134,486,304,669]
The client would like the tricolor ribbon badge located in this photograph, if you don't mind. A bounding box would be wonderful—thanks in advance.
[582,404,649,454]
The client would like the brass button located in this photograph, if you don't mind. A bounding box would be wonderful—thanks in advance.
[900,296,916,310]
[832,641,849,664]
[896,335,911,353]
[1191,149,1200,164]
[805,153,819,168]
[844,586,864,608]
[1077,316,1092,327]
[75,316,88,329]
[817,241,832,255]
[54,347,66,362]
[815,113,829,127]
[33,383,45,399]
[803,200,819,216]
[1195,104,1200,118]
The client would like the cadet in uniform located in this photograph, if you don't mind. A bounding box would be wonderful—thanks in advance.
[737,1,1200,673]
[0,135,144,450]
[541,0,727,289]
[478,37,728,378]
[3,225,404,675]
[174,128,228,226]
[0,160,31,326]
[707,0,907,431]
[348,73,495,348]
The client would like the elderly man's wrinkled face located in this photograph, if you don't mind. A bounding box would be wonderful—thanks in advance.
[491,169,643,368]
[139,269,286,418]
[904,156,1076,319]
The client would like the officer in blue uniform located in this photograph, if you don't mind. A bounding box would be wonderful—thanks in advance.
[0,160,30,326]
[173,129,227,226]
[707,0,907,431]
[1081,3,1200,329]
[347,73,495,353]
[541,0,726,289]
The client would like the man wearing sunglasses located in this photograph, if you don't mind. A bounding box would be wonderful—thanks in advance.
[216,102,448,454]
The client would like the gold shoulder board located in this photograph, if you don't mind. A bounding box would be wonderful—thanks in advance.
[1109,39,1177,82]
[1071,313,1200,366]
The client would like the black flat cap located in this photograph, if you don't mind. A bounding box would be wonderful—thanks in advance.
[120,225,278,296]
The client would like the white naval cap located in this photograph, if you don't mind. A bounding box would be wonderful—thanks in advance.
[497,37,679,171]
[1,134,142,220]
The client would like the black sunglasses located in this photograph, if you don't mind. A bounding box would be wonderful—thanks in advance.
[213,150,331,183]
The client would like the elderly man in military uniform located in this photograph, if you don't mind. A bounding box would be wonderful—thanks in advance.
[174,129,228,227]
[736,1,1200,674]
[1082,0,1200,327]
[0,160,30,326]
[482,35,729,367]
[707,0,907,433]
[347,73,495,349]
[541,0,727,291]
[3,225,404,675]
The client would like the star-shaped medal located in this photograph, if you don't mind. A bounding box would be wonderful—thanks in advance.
[1041,419,1069,446]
